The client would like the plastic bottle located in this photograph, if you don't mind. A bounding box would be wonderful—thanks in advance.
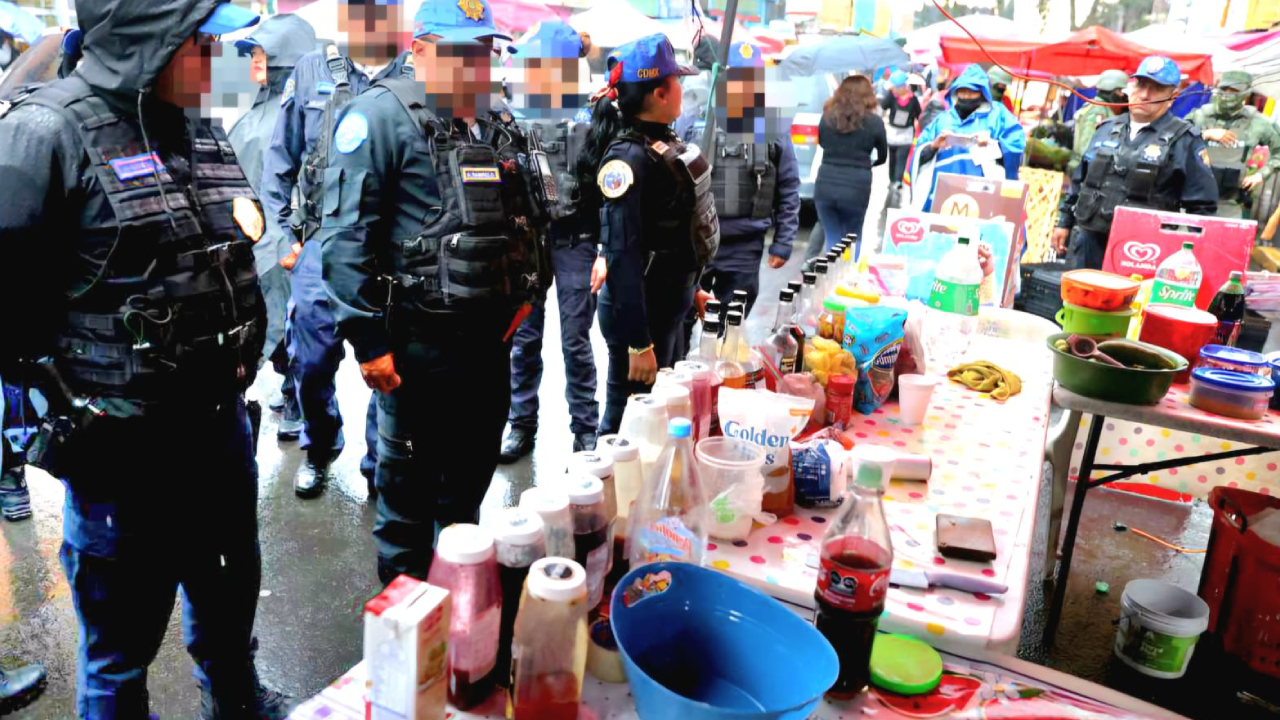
[509,558,590,720]
[731,289,750,317]
[813,259,831,306]
[427,523,503,709]
[926,235,982,365]
[617,394,668,478]
[569,450,617,575]
[1126,273,1151,340]
[813,445,896,700]
[598,434,642,578]
[1150,240,1202,308]
[687,317,721,365]
[492,507,547,688]
[562,474,611,609]
[705,299,724,339]
[519,486,576,560]
[627,417,709,568]
[824,374,855,429]
[1208,270,1246,347]
[715,311,748,390]
[674,360,714,440]
[765,289,800,375]
[796,271,821,337]
[738,336,765,390]
[655,383,693,425]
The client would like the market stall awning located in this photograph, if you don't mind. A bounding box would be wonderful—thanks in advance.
[903,13,1024,60]
[941,25,1215,85]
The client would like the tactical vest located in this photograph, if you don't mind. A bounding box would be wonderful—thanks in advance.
[615,128,720,268]
[1074,116,1193,234]
[375,77,554,315]
[21,76,265,414]
[1206,143,1247,205]
[710,129,775,221]
[299,51,359,239]
[528,119,589,219]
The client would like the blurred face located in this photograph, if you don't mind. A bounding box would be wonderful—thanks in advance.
[722,67,763,119]
[155,33,219,109]
[411,37,497,120]
[1128,78,1175,123]
[954,87,982,102]
[250,46,267,85]
[512,57,581,118]
[339,2,405,65]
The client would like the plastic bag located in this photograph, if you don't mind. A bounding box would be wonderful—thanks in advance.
[842,305,908,414]
[792,428,855,508]
[779,372,826,433]
[894,301,929,382]
[718,387,815,499]
[705,469,765,541]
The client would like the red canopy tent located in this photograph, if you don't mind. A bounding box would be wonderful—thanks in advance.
[940,25,1215,85]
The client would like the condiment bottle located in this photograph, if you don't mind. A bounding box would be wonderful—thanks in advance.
[654,383,693,424]
[617,393,669,479]
[825,374,855,430]
[519,486,576,559]
[627,417,709,568]
[674,360,714,440]
[427,523,502,710]
[598,434,642,577]
[509,558,589,720]
[561,474,611,609]
[715,311,748,389]
[493,507,546,688]
[569,450,618,575]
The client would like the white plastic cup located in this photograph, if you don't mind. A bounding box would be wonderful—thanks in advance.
[897,374,940,426]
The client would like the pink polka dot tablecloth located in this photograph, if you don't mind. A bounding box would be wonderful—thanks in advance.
[705,335,1056,655]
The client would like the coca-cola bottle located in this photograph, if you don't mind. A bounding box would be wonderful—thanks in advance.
[814,445,896,700]
[1208,271,1246,346]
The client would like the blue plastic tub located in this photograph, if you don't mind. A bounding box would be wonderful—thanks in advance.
[609,562,838,720]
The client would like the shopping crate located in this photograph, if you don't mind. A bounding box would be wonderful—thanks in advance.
[1015,262,1066,324]
[1198,486,1280,679]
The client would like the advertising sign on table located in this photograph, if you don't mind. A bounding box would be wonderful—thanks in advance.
[1103,207,1256,309]
[881,208,1016,306]
[931,172,1030,308]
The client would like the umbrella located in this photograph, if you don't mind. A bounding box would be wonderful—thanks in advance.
[778,33,908,79]
[903,13,1022,60]
[0,1,46,45]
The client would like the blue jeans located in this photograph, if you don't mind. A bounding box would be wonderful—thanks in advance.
[508,241,599,434]
[814,171,873,259]
[59,399,261,719]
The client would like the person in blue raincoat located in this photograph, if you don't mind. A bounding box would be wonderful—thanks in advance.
[907,63,1026,211]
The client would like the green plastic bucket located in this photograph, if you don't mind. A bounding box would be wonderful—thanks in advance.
[1055,302,1133,339]
[1113,579,1210,679]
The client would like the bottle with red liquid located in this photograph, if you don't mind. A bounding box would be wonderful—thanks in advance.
[509,558,590,720]
[1208,271,1246,347]
[493,508,546,689]
[427,524,503,709]
[814,444,896,700]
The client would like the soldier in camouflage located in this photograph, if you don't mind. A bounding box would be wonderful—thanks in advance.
[1070,69,1128,175]
[1188,70,1280,220]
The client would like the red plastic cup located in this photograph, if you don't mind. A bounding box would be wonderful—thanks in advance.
[1139,304,1218,384]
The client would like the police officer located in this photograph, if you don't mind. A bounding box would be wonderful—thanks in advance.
[579,34,719,435]
[690,41,799,320]
[321,0,554,582]
[987,65,1013,112]
[1070,69,1129,175]
[1053,56,1218,270]
[261,0,406,498]
[228,13,316,446]
[499,21,604,462]
[1188,70,1280,221]
[0,2,291,717]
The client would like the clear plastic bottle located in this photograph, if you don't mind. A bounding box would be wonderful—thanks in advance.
[704,299,724,339]
[519,486,576,560]
[493,507,546,689]
[617,394,669,479]
[674,360,714,441]
[715,311,748,390]
[509,557,589,720]
[796,271,821,337]
[1151,240,1203,308]
[926,236,983,365]
[731,289,751,317]
[813,259,831,306]
[765,289,800,375]
[598,434,642,578]
[654,383,693,425]
[687,318,721,364]
[427,523,503,710]
[814,445,896,700]
[626,417,709,568]
[738,337,765,390]
[569,450,617,576]
[562,474,611,609]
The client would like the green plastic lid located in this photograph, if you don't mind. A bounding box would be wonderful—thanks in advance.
[823,297,846,312]
[869,634,943,695]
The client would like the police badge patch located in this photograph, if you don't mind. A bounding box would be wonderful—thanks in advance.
[598,159,634,199]
[335,112,369,154]
[232,196,265,242]
[1199,148,1212,167]
[458,0,485,21]
[280,77,295,106]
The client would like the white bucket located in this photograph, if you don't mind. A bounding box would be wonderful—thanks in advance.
[1113,579,1210,679]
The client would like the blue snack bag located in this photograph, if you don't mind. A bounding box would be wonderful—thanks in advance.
[842,305,907,414]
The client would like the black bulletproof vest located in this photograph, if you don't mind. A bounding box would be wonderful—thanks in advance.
[711,129,775,220]
[376,77,553,314]
[299,53,358,239]
[614,128,720,269]
[1075,115,1192,233]
[23,77,264,413]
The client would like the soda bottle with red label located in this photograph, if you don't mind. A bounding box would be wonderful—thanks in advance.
[813,444,895,699]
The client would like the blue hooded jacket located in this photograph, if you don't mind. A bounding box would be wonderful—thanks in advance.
[909,64,1026,210]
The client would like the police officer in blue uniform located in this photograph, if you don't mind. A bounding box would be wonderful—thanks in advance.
[321,0,555,582]
[1053,56,1218,270]
[0,2,292,717]
[261,0,408,498]
[688,41,799,318]
[499,21,604,461]
[579,34,720,435]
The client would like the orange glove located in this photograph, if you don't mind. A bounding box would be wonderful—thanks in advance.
[360,353,402,394]
[280,242,302,271]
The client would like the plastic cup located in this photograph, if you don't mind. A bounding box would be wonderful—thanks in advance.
[897,374,940,426]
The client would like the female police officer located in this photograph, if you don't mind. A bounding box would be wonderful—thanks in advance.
[577,33,719,435]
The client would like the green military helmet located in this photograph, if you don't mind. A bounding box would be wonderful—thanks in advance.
[1096,69,1129,92]
[987,65,1012,100]
[1214,70,1252,116]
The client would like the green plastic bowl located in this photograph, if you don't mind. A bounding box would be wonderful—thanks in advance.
[1048,333,1188,405]
[1055,303,1133,339]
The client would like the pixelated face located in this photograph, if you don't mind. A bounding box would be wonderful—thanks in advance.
[249,46,267,85]
[412,38,497,120]
[155,33,220,109]
[712,67,785,144]
[1128,77,1175,123]
[338,0,406,65]
[510,57,582,119]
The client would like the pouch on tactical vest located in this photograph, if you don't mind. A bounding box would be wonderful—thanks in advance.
[712,130,776,221]
[1206,144,1246,204]
[300,50,358,239]
[1075,118,1192,233]
[648,138,721,267]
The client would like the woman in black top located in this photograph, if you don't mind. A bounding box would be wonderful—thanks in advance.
[880,70,922,190]
[814,74,887,259]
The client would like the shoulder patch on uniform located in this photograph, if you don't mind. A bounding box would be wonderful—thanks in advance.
[316,81,335,96]
[1199,148,1212,167]
[281,77,296,106]
[109,152,165,182]
[334,112,369,154]
[650,140,670,155]
[232,196,265,242]
[598,159,634,199]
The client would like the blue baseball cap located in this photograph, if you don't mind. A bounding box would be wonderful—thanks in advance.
[519,21,582,60]
[198,2,261,36]
[890,69,908,86]
[1132,55,1180,87]
[727,42,764,69]
[607,33,697,83]
[414,0,511,43]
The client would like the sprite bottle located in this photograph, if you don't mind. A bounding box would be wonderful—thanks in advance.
[1150,241,1202,308]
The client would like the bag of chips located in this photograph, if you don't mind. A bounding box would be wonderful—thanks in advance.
[842,305,908,414]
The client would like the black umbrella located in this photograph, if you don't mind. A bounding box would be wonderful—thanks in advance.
[780,33,909,79]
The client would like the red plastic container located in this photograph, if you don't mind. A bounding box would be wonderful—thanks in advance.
[1198,487,1280,679]
[1138,304,1217,384]
[1060,269,1140,312]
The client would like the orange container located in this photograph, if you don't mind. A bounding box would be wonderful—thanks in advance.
[1060,270,1140,312]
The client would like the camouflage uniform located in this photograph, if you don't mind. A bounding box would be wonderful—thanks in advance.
[1070,69,1128,175]
[1188,70,1280,220]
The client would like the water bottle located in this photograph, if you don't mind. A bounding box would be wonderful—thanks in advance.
[926,236,982,365]
[1150,241,1202,308]
[626,417,709,569]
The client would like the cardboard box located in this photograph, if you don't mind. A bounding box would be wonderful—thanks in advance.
[364,576,450,720]
[1103,207,1256,309]
[880,208,1017,306]
[931,173,1030,308]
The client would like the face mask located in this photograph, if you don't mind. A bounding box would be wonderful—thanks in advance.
[1098,89,1127,110]
[991,84,1006,101]
[1214,91,1246,116]
[954,97,982,117]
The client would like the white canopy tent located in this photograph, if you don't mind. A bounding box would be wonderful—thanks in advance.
[568,0,692,52]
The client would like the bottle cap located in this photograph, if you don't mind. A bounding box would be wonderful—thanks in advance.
[702,318,721,333]
[843,233,858,241]
[598,434,640,462]
[654,384,692,409]
[726,310,743,326]
[674,360,710,381]
[814,260,829,274]
[823,297,846,312]
[727,301,745,317]
[1229,271,1243,282]
[780,289,795,303]
[570,450,614,479]
[827,374,855,393]
[732,290,749,302]
[527,557,587,602]
[668,417,693,439]
[787,280,803,293]
[520,485,571,516]
[562,473,605,505]
[705,299,722,314]
[492,507,545,547]
[654,369,693,390]
[435,523,495,565]
[852,444,897,491]
[626,393,664,414]
[958,236,971,246]
[1182,240,1194,250]
[803,272,817,285]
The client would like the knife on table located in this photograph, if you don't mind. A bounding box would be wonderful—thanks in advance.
[890,568,1008,595]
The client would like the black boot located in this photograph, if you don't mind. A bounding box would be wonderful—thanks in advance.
[294,460,331,499]
[498,426,535,463]
[0,663,46,711]
[573,432,598,452]
[0,467,33,522]
[198,672,296,720]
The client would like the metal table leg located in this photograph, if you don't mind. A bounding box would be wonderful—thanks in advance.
[1045,409,1082,580]
[1044,413,1105,645]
